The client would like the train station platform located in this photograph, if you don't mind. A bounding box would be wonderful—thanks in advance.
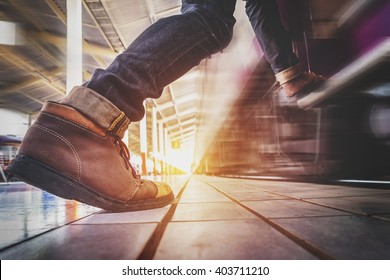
[0,175,390,260]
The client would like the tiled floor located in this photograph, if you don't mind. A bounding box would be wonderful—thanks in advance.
[1,175,390,260]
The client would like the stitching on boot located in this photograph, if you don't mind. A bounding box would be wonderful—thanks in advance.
[41,113,107,139]
[32,124,82,181]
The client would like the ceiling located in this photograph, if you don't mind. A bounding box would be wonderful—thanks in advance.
[0,0,365,171]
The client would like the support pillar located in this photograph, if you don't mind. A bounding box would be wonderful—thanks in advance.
[158,122,164,175]
[152,107,158,175]
[164,128,170,175]
[66,0,83,94]
[140,112,147,176]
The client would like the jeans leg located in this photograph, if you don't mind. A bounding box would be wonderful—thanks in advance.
[245,0,299,74]
[84,0,236,122]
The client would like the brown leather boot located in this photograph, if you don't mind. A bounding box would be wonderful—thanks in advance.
[7,101,174,212]
[275,65,326,101]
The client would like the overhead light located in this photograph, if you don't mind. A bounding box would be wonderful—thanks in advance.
[0,21,24,46]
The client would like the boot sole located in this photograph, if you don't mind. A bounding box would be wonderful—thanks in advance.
[6,155,174,212]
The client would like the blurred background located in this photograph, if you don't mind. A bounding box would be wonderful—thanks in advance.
[0,0,389,181]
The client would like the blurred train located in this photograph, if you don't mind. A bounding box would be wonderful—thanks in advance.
[196,0,390,180]
[0,135,22,182]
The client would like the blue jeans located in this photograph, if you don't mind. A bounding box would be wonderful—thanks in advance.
[82,0,299,123]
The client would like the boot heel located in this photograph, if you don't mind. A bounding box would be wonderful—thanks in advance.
[7,155,78,200]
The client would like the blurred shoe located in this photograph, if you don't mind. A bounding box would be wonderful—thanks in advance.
[276,65,326,103]
[7,94,174,212]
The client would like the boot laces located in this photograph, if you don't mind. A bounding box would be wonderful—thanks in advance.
[113,137,140,179]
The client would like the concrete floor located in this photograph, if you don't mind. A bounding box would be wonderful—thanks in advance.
[1,175,390,260]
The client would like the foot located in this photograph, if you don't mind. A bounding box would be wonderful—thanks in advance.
[6,101,174,212]
[281,71,326,101]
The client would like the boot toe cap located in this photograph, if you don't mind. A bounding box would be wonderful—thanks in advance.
[154,181,173,198]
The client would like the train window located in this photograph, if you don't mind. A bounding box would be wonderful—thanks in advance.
[369,104,390,139]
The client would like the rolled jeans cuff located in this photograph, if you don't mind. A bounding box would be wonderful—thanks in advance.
[275,64,302,85]
[61,86,130,139]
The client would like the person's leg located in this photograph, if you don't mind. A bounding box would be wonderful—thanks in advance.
[7,0,237,212]
[245,0,325,98]
[245,0,299,74]
[81,0,237,122]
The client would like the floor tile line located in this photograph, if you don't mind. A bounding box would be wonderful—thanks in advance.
[176,201,236,205]
[200,179,335,260]
[258,189,390,221]
[300,200,369,216]
[170,218,257,223]
[300,199,390,222]
[0,209,101,253]
[269,214,353,220]
[69,221,159,226]
[137,176,191,260]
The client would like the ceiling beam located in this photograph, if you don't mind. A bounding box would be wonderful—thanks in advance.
[18,91,45,105]
[0,78,41,97]
[0,51,66,95]
[31,31,117,59]
[44,0,66,22]
[170,131,196,142]
[169,125,196,137]
[44,0,116,69]
[86,0,126,52]
[155,93,198,111]
[165,118,195,131]
[0,98,34,114]
[7,0,46,32]
[24,36,64,67]
[161,108,197,123]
